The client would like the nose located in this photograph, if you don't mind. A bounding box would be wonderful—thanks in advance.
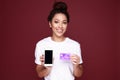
[58,23,63,28]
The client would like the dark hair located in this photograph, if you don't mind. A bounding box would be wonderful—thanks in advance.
[47,1,70,23]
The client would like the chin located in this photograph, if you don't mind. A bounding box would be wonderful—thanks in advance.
[53,31,65,37]
[56,33,64,37]
[56,35,63,38]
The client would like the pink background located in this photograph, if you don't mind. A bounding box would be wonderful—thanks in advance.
[1,0,120,80]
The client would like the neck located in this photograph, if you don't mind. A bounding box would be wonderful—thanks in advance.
[51,36,66,42]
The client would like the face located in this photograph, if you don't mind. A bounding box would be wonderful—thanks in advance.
[49,13,68,38]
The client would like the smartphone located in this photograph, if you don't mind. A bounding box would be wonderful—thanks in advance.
[44,50,53,66]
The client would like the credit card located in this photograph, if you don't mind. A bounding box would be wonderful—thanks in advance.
[60,53,70,60]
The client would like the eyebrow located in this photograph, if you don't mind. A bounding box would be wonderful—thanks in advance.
[52,17,68,23]
[63,20,67,22]
[54,19,67,21]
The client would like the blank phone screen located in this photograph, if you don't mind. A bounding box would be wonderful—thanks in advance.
[45,50,53,64]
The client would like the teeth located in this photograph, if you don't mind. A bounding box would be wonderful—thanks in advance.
[57,29,63,33]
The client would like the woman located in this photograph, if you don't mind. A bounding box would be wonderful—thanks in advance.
[35,1,83,80]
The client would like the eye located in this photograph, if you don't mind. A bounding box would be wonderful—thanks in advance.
[63,21,67,24]
[54,21,59,23]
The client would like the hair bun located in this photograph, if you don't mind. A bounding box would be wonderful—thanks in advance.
[53,1,68,11]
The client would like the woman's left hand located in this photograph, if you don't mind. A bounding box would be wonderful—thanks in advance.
[70,54,80,65]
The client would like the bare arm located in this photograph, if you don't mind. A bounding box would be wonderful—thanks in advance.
[73,64,83,77]
[36,55,52,78]
[36,65,51,78]
[71,54,83,77]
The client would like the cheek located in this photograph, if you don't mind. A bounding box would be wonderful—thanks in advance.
[51,25,57,31]
[51,23,57,28]
[63,25,67,29]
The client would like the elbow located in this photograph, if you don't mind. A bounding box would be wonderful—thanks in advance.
[77,69,83,78]
[37,73,44,78]
[36,65,44,78]
[36,69,45,78]
[74,72,83,78]
[74,65,83,78]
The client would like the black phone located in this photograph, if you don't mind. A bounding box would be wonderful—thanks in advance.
[44,50,53,66]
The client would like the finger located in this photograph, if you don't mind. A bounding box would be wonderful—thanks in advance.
[40,54,44,59]
[40,58,44,62]
[40,55,45,62]
[72,60,77,64]
[71,57,80,64]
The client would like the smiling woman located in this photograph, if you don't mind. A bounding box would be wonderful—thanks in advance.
[34,1,83,80]
[49,13,68,41]
[1,0,119,80]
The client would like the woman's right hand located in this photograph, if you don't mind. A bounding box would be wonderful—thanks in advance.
[39,54,52,76]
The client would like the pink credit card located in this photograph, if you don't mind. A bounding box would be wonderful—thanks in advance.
[60,53,70,60]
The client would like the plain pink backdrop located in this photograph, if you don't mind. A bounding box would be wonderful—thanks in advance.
[1,0,120,80]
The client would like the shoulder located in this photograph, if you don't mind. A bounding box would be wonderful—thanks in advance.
[36,37,50,46]
[66,37,80,46]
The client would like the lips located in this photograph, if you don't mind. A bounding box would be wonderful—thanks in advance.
[56,28,64,33]
[57,29,63,33]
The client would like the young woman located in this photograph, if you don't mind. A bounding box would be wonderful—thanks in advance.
[35,1,83,80]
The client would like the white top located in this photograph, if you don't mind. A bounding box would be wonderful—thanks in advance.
[35,37,83,80]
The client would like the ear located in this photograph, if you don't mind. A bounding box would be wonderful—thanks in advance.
[49,22,52,28]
